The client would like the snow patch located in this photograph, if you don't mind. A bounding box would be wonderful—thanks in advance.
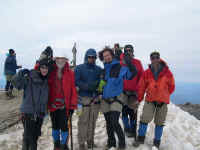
[0,103,200,150]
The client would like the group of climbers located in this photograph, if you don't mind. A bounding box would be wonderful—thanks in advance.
[4,43,175,150]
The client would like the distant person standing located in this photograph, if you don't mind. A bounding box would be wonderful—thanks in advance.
[4,49,22,98]
[113,43,123,60]
[133,51,175,149]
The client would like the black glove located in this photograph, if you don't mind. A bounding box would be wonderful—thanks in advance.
[69,109,74,116]
[21,69,30,77]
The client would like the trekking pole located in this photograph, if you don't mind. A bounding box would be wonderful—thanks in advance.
[70,114,73,150]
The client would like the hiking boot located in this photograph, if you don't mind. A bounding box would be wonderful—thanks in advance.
[104,144,116,150]
[79,143,86,150]
[132,136,145,147]
[53,141,60,150]
[117,145,126,150]
[153,139,161,149]
[60,144,69,150]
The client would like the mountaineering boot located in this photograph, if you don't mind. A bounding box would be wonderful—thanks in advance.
[53,141,60,150]
[153,139,161,149]
[133,122,148,147]
[117,144,126,150]
[79,143,86,150]
[87,141,98,149]
[104,144,116,150]
[60,144,69,150]
[132,136,145,147]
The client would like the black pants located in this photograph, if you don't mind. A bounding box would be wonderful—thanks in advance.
[5,80,13,92]
[50,108,68,131]
[104,111,125,147]
[22,114,44,150]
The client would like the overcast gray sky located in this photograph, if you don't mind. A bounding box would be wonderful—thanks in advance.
[0,0,199,82]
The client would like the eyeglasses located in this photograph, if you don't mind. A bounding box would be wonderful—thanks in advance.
[151,55,160,60]
[88,56,96,59]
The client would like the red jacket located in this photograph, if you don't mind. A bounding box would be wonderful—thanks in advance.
[138,59,175,104]
[120,54,144,93]
[48,62,77,115]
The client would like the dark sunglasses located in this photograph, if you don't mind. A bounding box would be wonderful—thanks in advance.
[151,55,160,60]
[88,56,96,59]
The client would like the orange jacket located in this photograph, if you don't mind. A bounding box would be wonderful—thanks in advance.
[138,60,175,104]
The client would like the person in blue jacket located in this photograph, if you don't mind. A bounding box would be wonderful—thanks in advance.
[4,49,22,98]
[75,48,102,150]
[98,47,137,150]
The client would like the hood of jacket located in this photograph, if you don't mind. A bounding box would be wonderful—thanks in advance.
[84,48,97,64]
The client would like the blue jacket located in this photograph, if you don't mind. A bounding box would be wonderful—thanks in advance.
[103,59,132,99]
[4,55,20,75]
[75,49,102,97]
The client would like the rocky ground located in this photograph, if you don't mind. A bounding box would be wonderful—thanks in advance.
[177,102,200,120]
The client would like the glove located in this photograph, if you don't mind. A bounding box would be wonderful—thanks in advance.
[97,80,106,94]
[21,69,30,77]
[69,109,74,116]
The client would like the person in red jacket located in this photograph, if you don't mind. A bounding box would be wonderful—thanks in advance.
[48,54,77,150]
[120,44,144,138]
[133,51,175,149]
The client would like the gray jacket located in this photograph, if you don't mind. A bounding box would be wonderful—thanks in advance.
[12,70,49,114]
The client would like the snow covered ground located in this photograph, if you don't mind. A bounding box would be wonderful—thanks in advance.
[0,102,200,150]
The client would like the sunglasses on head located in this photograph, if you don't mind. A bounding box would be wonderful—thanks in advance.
[151,55,160,60]
[88,56,96,59]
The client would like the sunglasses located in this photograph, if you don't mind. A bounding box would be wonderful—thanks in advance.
[88,56,96,59]
[151,55,160,60]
